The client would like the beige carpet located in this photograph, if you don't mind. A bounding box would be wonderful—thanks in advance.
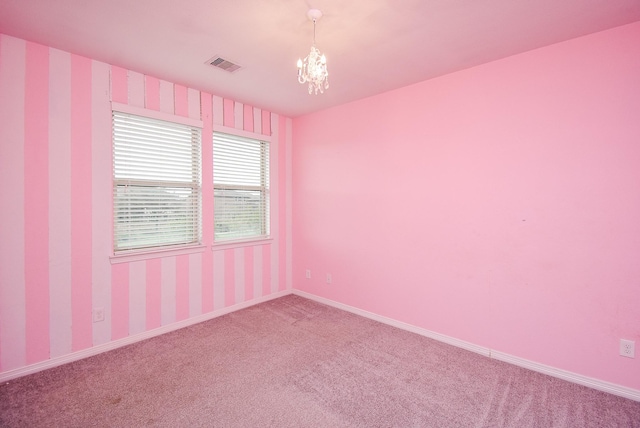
[1,295,639,427]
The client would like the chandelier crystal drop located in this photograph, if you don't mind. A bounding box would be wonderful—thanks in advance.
[297,9,329,95]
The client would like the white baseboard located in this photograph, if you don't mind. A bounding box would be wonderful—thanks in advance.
[292,290,491,357]
[490,350,640,402]
[0,290,291,384]
[293,290,640,402]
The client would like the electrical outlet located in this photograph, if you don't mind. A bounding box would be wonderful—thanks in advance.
[326,273,332,284]
[92,307,105,323]
[305,269,311,279]
[620,339,635,358]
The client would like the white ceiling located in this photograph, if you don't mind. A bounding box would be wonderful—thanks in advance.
[1,0,639,117]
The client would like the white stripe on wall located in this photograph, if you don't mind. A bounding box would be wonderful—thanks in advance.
[48,47,73,358]
[234,101,243,129]
[187,88,200,120]
[234,247,245,303]
[91,59,112,346]
[161,257,176,325]
[253,245,263,299]
[159,79,174,114]
[213,250,225,310]
[253,107,262,135]
[212,95,223,126]
[129,261,146,335]
[127,70,144,108]
[270,113,279,292]
[285,117,293,289]
[126,69,146,334]
[0,35,27,371]
[189,253,202,317]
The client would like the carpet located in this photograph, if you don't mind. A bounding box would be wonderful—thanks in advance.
[1,295,639,427]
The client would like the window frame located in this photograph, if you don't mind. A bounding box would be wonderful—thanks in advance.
[110,102,205,262]
[212,126,272,246]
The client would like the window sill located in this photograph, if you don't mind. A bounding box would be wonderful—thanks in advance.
[212,237,272,251]
[110,244,207,264]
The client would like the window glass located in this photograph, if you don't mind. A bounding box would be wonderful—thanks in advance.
[113,111,202,252]
[213,132,270,242]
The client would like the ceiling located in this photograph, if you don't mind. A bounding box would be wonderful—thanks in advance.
[1,0,639,118]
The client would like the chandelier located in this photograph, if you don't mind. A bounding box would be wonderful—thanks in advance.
[297,9,329,95]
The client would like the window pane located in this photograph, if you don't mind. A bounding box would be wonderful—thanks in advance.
[114,185,200,251]
[113,111,202,252]
[213,132,269,242]
[214,189,268,240]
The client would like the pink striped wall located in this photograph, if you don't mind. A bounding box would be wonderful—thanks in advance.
[0,33,293,376]
[293,22,640,390]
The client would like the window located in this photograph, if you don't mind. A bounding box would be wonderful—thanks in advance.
[112,110,202,252]
[213,132,270,242]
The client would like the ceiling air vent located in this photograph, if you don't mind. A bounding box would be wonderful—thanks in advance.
[207,56,242,73]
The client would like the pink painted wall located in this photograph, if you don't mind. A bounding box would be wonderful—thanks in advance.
[293,22,640,390]
[0,33,293,375]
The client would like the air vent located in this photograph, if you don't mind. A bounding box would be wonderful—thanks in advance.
[207,56,242,73]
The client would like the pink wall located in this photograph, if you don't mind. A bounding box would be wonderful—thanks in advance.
[293,22,640,390]
[0,33,292,375]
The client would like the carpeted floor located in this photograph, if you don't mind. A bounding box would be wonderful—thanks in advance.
[1,295,639,427]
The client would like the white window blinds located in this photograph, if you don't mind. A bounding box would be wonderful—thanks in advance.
[113,111,202,252]
[213,132,270,242]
